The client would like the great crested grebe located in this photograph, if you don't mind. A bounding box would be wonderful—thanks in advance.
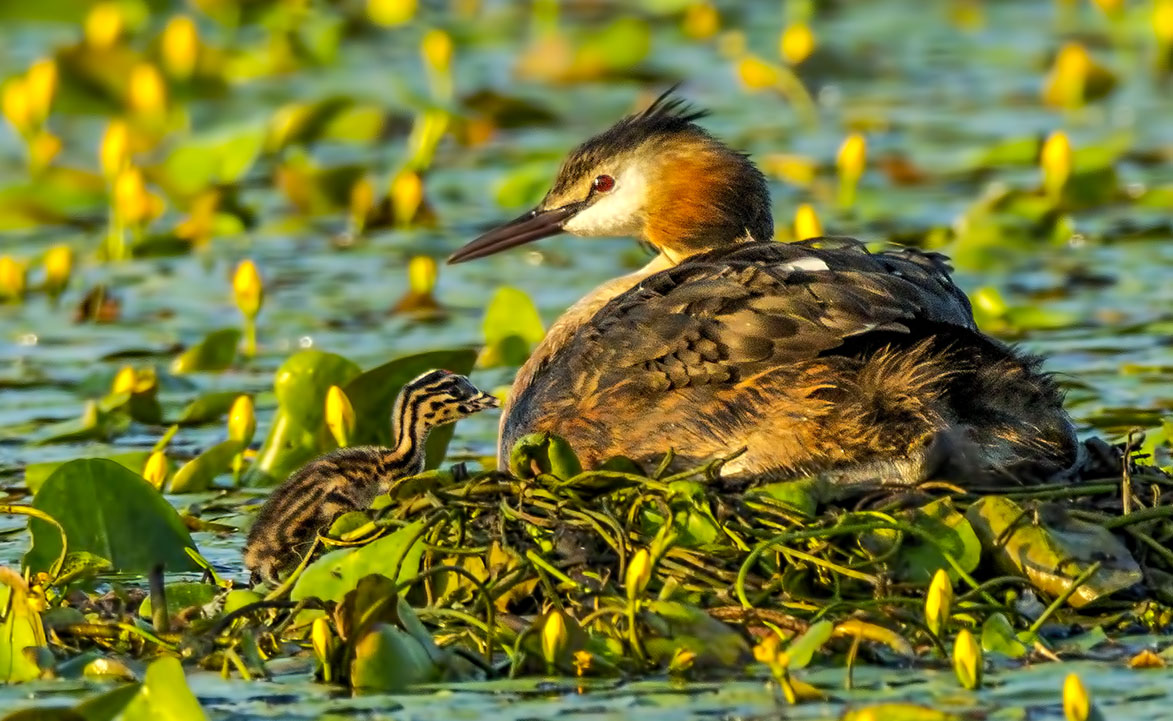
[244,370,497,585]
[448,91,1078,490]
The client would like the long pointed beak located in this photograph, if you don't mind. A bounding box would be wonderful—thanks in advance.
[447,203,583,264]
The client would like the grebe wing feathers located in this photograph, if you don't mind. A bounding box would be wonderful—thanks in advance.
[528,238,976,398]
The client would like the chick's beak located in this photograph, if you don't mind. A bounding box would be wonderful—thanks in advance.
[475,392,501,411]
[447,202,584,264]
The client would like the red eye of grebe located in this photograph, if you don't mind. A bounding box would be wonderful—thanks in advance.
[593,174,615,192]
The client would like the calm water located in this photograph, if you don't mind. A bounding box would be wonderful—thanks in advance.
[1,0,1171,717]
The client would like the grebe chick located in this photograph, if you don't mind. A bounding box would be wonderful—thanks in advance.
[448,91,1079,490]
[243,370,497,586]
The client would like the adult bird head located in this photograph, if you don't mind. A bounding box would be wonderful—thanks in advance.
[447,89,774,266]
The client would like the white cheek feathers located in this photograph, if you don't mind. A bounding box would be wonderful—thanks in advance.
[562,166,649,238]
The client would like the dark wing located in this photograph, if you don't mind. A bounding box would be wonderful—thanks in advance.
[533,239,972,398]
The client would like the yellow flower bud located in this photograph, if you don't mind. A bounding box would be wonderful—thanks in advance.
[86,2,124,49]
[625,548,652,602]
[43,244,72,297]
[142,451,170,489]
[2,79,31,136]
[232,260,263,320]
[29,131,62,173]
[111,365,138,395]
[311,616,333,665]
[1043,42,1090,109]
[421,29,453,74]
[540,610,569,666]
[1063,672,1090,721]
[837,132,867,184]
[349,175,376,226]
[952,628,982,690]
[1157,0,1173,45]
[325,385,355,448]
[668,647,697,673]
[161,15,200,80]
[682,3,719,40]
[924,568,953,637]
[128,63,167,117]
[113,166,161,225]
[1041,130,1072,202]
[779,22,816,65]
[390,170,424,226]
[0,256,27,301]
[227,395,256,446]
[100,120,131,179]
[368,0,417,26]
[737,56,780,90]
[793,203,823,241]
[24,59,57,125]
[407,255,438,296]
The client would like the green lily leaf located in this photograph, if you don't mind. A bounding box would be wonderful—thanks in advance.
[274,350,361,433]
[509,432,581,480]
[967,495,1142,608]
[350,623,437,692]
[746,477,820,516]
[479,287,544,368]
[889,499,980,583]
[175,391,245,425]
[642,600,748,667]
[0,568,48,683]
[72,682,142,721]
[169,439,244,493]
[26,459,199,574]
[292,518,427,603]
[160,123,266,197]
[138,582,218,620]
[170,328,241,374]
[25,452,150,495]
[119,656,208,721]
[783,619,833,670]
[980,612,1027,658]
[31,401,124,446]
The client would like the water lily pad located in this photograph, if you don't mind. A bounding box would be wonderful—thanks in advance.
[138,582,217,620]
[169,440,244,493]
[350,623,437,692]
[170,328,241,374]
[161,123,265,197]
[119,656,208,721]
[980,612,1027,658]
[26,459,199,574]
[275,350,361,433]
[175,391,245,425]
[480,287,544,368]
[966,496,1141,608]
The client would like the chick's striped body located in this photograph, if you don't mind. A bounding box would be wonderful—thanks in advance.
[243,447,416,586]
[243,370,498,586]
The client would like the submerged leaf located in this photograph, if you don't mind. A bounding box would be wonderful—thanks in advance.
[967,496,1141,607]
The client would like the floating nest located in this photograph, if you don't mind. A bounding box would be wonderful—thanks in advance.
[152,431,1169,688]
